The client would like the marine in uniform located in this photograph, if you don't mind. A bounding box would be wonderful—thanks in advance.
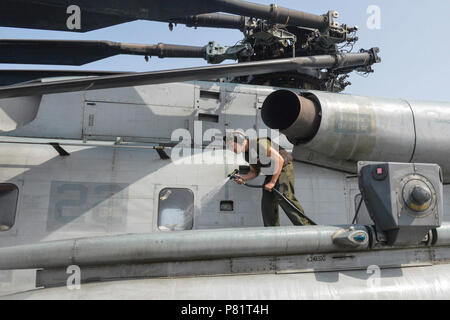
[225,131,312,227]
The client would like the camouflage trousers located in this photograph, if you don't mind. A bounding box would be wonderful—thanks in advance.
[262,162,312,227]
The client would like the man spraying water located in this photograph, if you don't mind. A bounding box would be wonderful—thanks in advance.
[225,131,314,227]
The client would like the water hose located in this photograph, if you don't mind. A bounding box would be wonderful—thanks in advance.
[228,170,317,225]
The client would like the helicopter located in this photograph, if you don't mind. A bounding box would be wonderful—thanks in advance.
[0,0,449,300]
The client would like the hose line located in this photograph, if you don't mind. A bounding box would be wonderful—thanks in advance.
[229,172,316,225]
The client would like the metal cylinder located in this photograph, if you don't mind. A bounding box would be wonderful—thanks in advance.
[261,89,450,181]
[261,89,321,143]
[2,223,450,271]
[212,0,329,30]
[301,90,417,162]
[0,225,370,270]
[433,223,450,246]
[170,13,247,31]
[408,100,450,180]
[121,43,206,59]
[262,90,411,161]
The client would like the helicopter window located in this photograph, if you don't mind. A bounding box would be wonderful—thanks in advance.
[0,184,19,232]
[220,201,234,212]
[200,90,221,100]
[158,188,194,232]
[198,113,219,123]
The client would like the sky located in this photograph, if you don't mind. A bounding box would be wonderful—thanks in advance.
[0,0,449,102]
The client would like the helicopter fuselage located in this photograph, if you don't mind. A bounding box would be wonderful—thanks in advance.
[1,81,450,299]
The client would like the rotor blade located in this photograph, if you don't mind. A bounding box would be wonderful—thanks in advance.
[0,0,330,32]
[0,0,220,32]
[0,49,380,99]
[0,0,132,32]
[0,70,129,86]
[0,40,206,66]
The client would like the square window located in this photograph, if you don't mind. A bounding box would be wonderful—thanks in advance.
[220,201,234,212]
[0,184,19,231]
[158,188,194,232]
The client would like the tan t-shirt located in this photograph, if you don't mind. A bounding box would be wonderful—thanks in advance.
[244,138,292,175]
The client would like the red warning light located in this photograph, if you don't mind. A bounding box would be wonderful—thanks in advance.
[371,165,388,181]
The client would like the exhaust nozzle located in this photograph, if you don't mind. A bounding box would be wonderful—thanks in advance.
[261,90,321,144]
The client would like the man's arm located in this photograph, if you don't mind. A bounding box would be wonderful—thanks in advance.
[264,147,284,192]
[235,165,259,184]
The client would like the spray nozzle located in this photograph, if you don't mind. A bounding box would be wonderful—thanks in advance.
[228,169,240,181]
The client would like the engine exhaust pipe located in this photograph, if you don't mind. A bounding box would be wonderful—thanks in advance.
[261,90,321,144]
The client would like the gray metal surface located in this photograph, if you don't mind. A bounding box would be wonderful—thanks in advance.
[0,96,41,132]
[293,90,416,162]
[5,264,450,300]
[410,100,450,179]
[31,245,449,288]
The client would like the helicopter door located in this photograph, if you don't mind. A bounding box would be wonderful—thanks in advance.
[82,84,195,143]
